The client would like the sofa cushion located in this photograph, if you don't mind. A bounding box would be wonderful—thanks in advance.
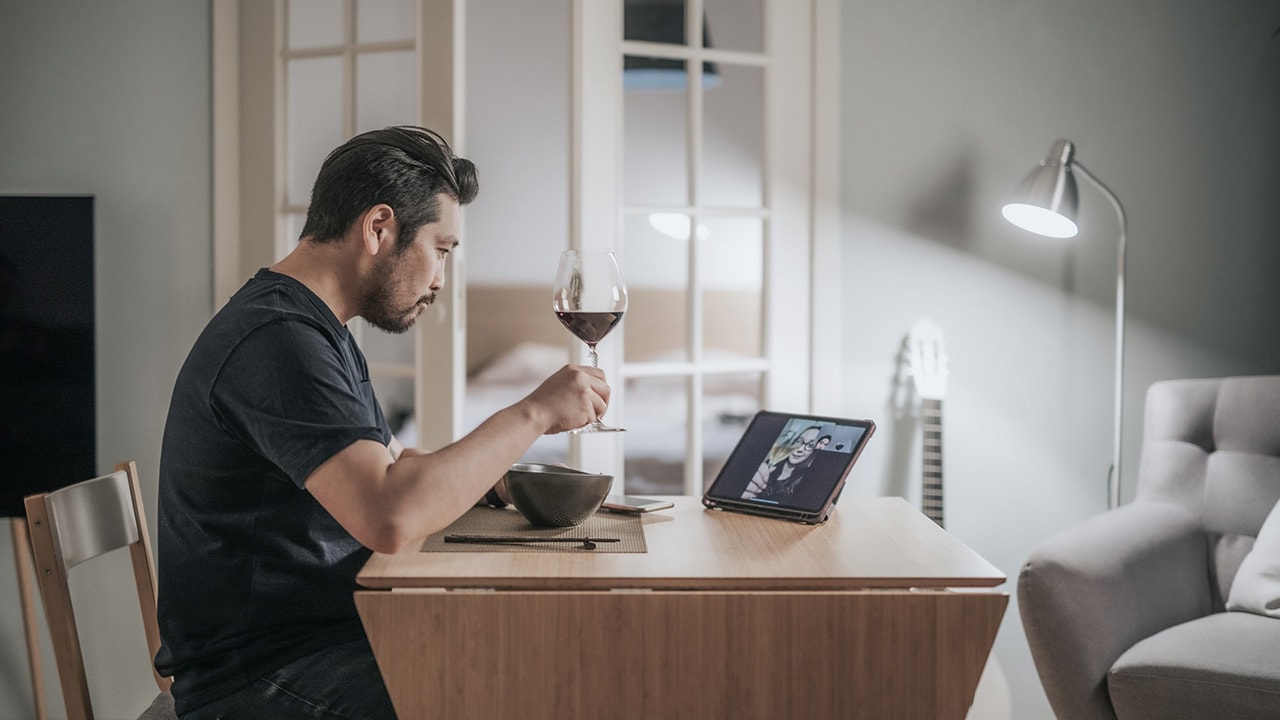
[1227,496,1280,617]
[1108,612,1280,719]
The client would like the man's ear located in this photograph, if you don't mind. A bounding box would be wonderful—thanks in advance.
[361,204,396,256]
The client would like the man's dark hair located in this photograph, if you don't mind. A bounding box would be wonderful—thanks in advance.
[300,126,479,253]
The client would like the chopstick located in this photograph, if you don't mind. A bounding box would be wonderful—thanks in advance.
[444,534,620,550]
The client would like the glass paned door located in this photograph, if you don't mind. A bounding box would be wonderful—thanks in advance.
[621,0,771,495]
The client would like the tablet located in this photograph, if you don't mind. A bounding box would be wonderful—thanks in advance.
[702,411,876,524]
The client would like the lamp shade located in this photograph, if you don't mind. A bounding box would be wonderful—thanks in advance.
[1001,139,1080,238]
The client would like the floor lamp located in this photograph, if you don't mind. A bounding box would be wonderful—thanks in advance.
[1002,139,1128,509]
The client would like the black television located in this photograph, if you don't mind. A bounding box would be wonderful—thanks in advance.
[0,195,96,517]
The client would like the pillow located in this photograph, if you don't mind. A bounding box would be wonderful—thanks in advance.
[1226,496,1280,618]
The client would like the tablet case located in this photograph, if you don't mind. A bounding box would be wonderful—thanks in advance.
[702,411,876,524]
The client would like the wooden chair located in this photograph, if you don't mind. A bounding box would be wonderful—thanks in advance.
[24,460,175,720]
[11,516,50,720]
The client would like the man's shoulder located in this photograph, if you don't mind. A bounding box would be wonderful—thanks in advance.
[182,277,340,382]
[214,273,337,340]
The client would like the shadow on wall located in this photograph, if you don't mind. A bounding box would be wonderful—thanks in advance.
[903,142,980,254]
[899,144,1090,304]
[878,336,923,500]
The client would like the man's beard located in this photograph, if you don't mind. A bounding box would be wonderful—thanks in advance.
[358,258,435,334]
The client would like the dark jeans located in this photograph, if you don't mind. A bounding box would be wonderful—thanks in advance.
[181,638,396,720]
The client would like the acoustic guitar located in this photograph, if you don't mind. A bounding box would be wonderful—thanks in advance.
[905,318,1011,719]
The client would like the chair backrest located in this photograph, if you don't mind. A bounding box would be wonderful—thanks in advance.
[24,460,171,720]
[1135,375,1280,609]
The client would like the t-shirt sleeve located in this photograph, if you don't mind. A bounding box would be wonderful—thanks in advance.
[209,318,389,488]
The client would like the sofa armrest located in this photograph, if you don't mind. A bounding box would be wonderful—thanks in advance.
[1018,501,1212,720]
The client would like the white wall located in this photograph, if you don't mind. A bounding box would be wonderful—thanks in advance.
[838,1,1280,718]
[0,1,212,717]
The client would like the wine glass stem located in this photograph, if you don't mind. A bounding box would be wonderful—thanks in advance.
[587,344,599,368]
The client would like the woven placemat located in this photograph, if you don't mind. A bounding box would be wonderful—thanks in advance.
[420,506,647,553]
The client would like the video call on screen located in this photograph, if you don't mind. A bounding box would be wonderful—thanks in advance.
[712,414,868,512]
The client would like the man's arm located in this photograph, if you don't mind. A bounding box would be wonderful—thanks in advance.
[305,364,608,554]
[389,434,507,508]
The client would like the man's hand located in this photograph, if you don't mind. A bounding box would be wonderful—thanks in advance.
[518,364,611,435]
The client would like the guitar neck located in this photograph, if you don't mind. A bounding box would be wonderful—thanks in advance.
[922,398,944,527]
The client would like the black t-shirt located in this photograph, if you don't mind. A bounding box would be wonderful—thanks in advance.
[154,269,391,714]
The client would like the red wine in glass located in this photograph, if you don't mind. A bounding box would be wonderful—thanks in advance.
[552,250,628,433]
[554,311,624,346]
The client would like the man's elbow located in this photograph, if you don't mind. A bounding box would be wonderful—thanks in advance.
[353,515,420,555]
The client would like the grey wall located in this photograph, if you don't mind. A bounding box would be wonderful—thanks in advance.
[0,1,211,717]
[838,1,1280,717]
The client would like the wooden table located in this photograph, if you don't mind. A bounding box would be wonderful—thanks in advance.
[356,496,1006,720]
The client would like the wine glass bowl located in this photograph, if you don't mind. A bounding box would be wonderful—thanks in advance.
[553,249,628,433]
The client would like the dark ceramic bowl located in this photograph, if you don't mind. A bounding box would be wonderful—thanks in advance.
[503,463,613,528]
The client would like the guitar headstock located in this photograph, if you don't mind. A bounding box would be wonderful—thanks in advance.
[906,317,949,401]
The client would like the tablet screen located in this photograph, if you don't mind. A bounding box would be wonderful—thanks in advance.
[704,411,875,515]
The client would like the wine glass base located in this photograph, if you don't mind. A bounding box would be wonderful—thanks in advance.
[570,424,627,434]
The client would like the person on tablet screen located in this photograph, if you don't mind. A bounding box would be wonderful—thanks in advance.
[742,427,832,501]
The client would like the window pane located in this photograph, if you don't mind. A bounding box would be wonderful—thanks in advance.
[623,213,689,363]
[357,0,416,44]
[356,51,418,133]
[702,372,761,489]
[700,63,763,208]
[624,0,687,45]
[700,216,762,358]
[623,63,688,206]
[705,0,763,53]
[287,57,345,207]
[288,0,344,49]
[625,374,688,495]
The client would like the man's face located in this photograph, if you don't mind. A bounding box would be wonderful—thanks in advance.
[359,195,460,334]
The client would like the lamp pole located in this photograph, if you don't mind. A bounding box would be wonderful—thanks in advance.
[1069,162,1127,509]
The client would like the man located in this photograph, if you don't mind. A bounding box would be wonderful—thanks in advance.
[155,126,610,719]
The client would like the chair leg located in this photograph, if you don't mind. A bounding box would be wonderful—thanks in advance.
[12,518,49,720]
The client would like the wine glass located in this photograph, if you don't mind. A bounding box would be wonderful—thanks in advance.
[553,249,628,433]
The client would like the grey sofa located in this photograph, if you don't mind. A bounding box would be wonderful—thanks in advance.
[1019,375,1280,720]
